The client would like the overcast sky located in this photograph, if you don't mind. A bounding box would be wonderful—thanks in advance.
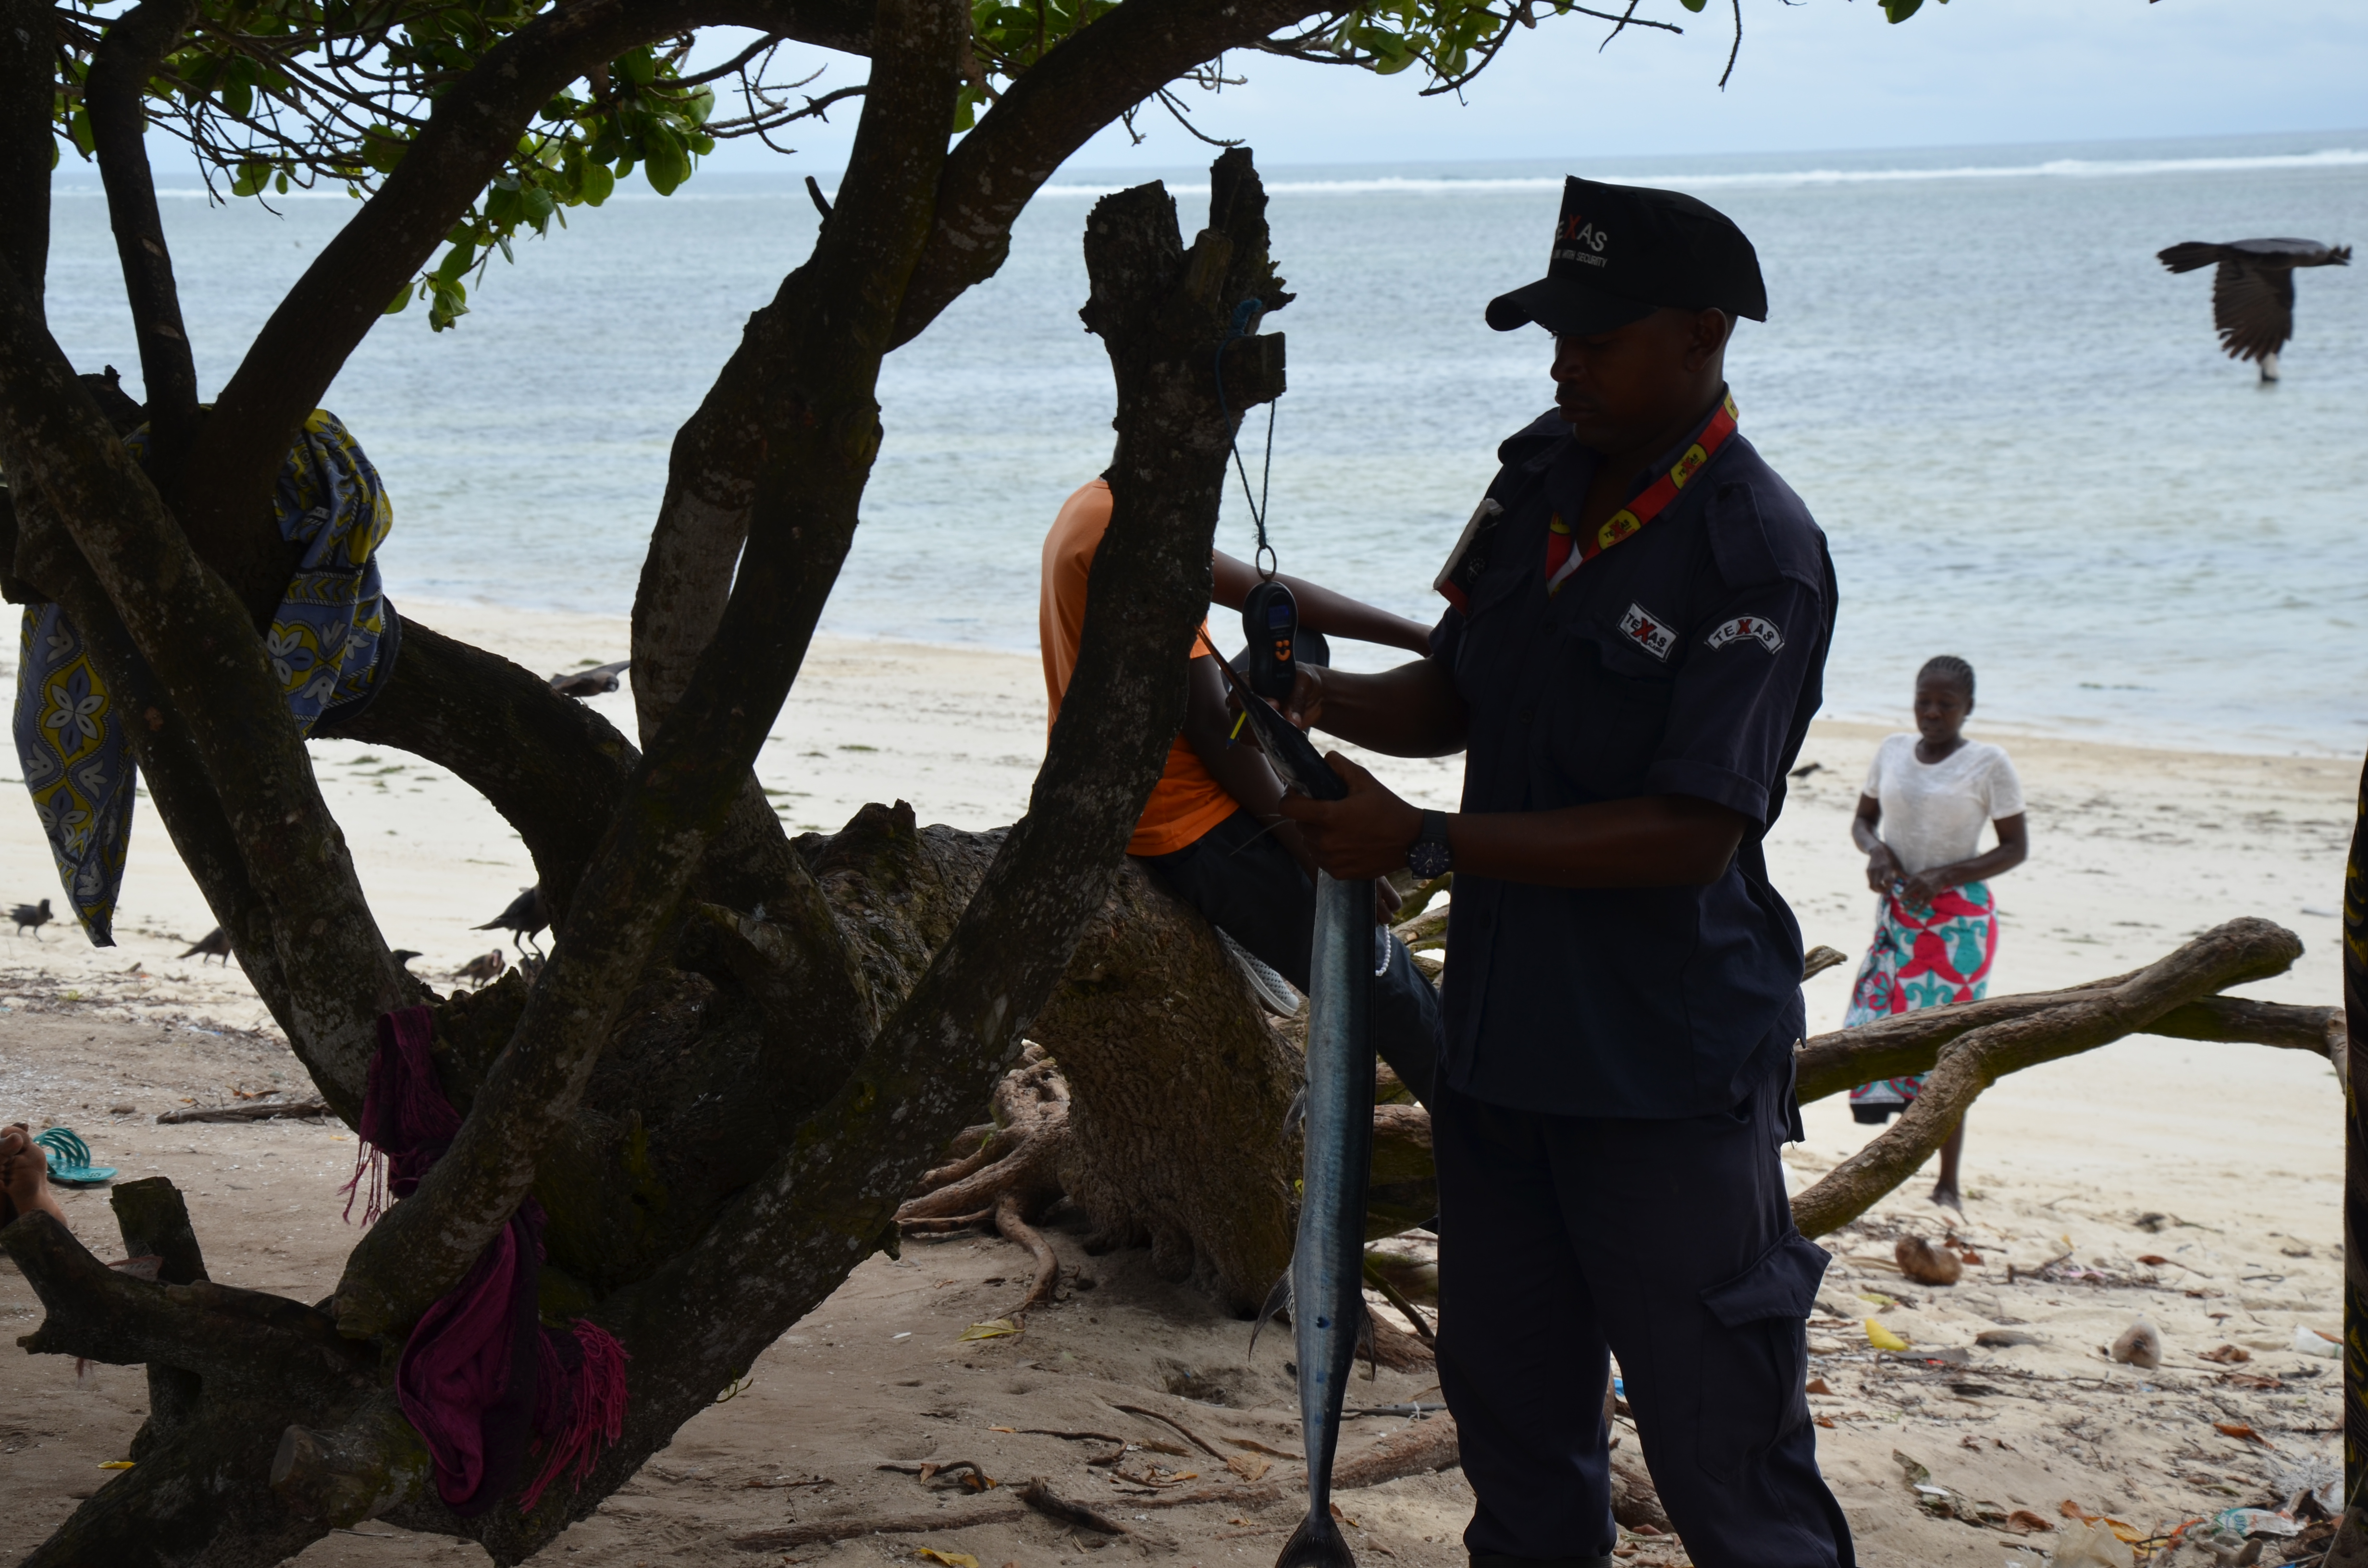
[697,0,2368,173]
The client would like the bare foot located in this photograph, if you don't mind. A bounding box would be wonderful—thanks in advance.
[1929,1179,1963,1213]
[0,1125,68,1227]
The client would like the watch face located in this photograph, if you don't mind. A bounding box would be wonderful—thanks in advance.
[1408,840,1452,881]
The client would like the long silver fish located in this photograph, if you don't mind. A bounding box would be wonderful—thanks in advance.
[1227,669,1376,1568]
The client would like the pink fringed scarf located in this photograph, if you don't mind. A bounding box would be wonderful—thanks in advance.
[346,1005,629,1516]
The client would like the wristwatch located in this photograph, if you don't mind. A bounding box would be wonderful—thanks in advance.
[1406,809,1454,881]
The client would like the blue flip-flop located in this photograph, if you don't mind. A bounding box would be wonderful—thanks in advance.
[34,1127,115,1186]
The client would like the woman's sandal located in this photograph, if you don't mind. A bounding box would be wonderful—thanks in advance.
[34,1127,116,1187]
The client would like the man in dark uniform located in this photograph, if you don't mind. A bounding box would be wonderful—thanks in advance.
[1276,178,1853,1568]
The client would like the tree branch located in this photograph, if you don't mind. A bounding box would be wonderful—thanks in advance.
[627,0,1315,742]
[1790,918,2305,1237]
[0,276,401,1105]
[462,153,1293,1560]
[111,1178,209,1458]
[174,0,883,626]
[3,1212,375,1404]
[86,0,205,470]
[0,0,53,317]
[331,0,966,1343]
[892,0,1320,347]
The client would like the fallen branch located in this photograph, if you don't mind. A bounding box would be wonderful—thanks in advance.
[1019,1478,1133,1533]
[157,1100,333,1124]
[1138,1412,1463,1510]
[1791,918,2303,1237]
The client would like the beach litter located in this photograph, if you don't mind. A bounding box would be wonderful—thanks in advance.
[1892,1451,2008,1528]
[2290,1324,2339,1359]
[957,1319,1021,1342]
[2049,1519,2134,1568]
[1864,1319,1911,1351]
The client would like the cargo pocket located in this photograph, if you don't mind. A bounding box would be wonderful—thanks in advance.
[1695,1231,1830,1482]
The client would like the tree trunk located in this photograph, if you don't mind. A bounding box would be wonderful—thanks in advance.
[2335,748,2368,1558]
[1032,868,1302,1311]
[0,140,1303,1563]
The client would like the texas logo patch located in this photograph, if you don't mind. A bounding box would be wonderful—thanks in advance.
[1706,615,1784,654]
[1618,603,1677,662]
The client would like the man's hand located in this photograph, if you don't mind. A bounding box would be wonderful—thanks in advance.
[1283,664,1328,731]
[1275,754,1423,881]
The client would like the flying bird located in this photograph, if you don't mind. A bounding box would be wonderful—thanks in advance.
[11,898,52,939]
[2157,238,2352,381]
[473,885,548,954]
[179,927,233,965]
[550,659,630,698]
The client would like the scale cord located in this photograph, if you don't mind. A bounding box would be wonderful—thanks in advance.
[1213,296,1280,579]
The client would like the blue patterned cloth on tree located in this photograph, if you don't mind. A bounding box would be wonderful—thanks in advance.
[11,409,397,945]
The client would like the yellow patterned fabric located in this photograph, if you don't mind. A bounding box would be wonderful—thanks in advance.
[11,409,398,945]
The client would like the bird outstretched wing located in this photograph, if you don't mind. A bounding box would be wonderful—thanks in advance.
[2212,259,2296,363]
[2157,241,2230,275]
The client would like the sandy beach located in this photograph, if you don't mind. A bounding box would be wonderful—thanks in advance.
[0,601,2355,1566]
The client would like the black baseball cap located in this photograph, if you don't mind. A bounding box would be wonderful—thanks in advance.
[1486,176,1768,336]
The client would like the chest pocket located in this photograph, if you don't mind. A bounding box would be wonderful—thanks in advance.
[1539,618,1679,802]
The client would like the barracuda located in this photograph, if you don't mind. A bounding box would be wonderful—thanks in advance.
[1226,669,1377,1568]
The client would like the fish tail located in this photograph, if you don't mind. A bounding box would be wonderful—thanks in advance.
[1273,1509,1357,1568]
[1248,1268,1293,1358]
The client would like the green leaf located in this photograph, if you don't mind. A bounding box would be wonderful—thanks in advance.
[642,126,689,196]
[1880,0,1926,18]
[521,185,556,228]
[579,162,614,207]
[1678,0,1707,9]
[617,48,656,86]
[383,284,412,315]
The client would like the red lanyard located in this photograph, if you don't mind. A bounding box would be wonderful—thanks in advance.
[1544,392,1739,595]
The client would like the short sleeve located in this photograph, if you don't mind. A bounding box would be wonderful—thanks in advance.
[1861,737,1891,800]
[1986,748,2026,819]
[1643,575,1828,825]
[1428,605,1466,670]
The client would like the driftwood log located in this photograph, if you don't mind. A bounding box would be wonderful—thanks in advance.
[1343,917,2334,1242]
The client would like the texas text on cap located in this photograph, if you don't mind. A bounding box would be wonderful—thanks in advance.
[1486,176,1769,336]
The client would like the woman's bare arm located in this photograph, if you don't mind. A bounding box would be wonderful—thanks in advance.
[1902,812,2028,904]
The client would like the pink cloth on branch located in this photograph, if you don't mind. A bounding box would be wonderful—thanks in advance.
[349,1004,630,1516]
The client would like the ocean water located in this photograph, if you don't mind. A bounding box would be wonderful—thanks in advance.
[38,130,2368,755]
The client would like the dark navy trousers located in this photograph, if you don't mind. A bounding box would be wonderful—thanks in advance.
[1142,808,1438,1105]
[1432,1045,1854,1568]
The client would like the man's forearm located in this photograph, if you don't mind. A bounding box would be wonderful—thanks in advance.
[1295,661,1468,758]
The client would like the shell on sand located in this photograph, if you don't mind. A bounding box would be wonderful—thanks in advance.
[1894,1236,1963,1286]
[2109,1318,2164,1369]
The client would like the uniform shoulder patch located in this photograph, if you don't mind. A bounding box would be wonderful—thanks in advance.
[1706,614,1784,654]
[1617,602,1677,662]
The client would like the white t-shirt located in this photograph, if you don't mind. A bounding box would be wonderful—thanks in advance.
[1862,734,2025,876]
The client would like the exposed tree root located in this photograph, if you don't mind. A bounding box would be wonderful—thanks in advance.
[898,1046,1073,1316]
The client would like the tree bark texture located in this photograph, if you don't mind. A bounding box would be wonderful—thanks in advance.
[0,0,53,318]
[2341,746,2368,1537]
[1030,869,1302,1310]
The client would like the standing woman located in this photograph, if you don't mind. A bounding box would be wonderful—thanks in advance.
[1845,655,2029,1209]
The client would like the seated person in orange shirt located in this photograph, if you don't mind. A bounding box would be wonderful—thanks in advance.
[1040,477,1442,1103]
